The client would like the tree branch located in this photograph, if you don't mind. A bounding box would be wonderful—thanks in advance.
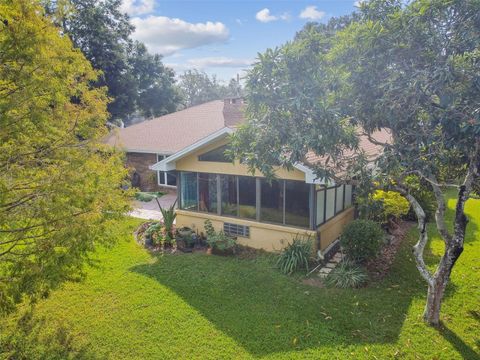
[394,184,434,286]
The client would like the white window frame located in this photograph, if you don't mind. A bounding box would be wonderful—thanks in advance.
[156,154,176,188]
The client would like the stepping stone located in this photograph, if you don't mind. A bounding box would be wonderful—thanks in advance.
[325,262,337,269]
[319,267,333,274]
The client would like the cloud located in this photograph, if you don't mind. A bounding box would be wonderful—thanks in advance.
[255,8,290,23]
[299,6,326,20]
[121,0,154,16]
[187,57,253,69]
[130,16,230,55]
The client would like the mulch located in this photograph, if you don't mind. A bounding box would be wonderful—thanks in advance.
[366,220,415,281]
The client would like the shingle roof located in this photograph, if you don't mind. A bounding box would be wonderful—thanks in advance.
[105,99,245,154]
[304,129,392,177]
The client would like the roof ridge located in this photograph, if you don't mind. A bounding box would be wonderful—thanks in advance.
[123,99,224,131]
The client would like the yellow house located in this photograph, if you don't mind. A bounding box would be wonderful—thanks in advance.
[150,127,359,254]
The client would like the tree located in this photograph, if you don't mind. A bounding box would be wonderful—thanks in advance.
[177,69,243,108]
[46,0,179,125]
[230,0,480,326]
[0,0,130,313]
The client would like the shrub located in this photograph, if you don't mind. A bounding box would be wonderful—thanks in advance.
[277,235,312,275]
[371,190,410,223]
[134,192,164,202]
[206,231,236,251]
[403,176,436,222]
[203,220,236,252]
[325,260,368,288]
[340,220,384,263]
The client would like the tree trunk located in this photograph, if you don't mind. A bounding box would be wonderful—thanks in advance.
[423,185,468,326]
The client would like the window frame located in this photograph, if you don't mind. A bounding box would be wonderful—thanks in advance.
[156,154,177,188]
[315,183,355,228]
[177,171,315,230]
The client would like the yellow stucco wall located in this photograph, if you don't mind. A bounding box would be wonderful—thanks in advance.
[176,210,317,252]
[317,207,355,250]
[175,138,305,181]
[176,207,354,253]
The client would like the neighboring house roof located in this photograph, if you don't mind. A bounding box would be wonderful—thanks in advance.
[105,99,245,154]
[151,126,392,185]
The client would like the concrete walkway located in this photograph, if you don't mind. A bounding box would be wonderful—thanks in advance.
[129,192,177,220]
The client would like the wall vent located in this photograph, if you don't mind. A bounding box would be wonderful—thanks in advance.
[223,222,250,238]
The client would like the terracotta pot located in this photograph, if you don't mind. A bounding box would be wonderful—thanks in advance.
[206,247,212,255]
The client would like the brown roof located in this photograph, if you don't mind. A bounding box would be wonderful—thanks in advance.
[105,99,245,154]
[304,129,392,177]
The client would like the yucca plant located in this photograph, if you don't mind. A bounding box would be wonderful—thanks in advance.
[277,235,312,275]
[324,260,368,288]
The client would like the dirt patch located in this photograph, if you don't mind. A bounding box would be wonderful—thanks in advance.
[302,277,325,288]
[366,220,415,281]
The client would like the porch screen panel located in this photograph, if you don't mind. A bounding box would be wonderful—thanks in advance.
[260,179,284,224]
[198,173,217,213]
[238,176,256,219]
[336,185,344,214]
[325,187,336,221]
[221,175,237,216]
[285,181,310,228]
[344,185,352,207]
[180,172,197,210]
[316,190,325,226]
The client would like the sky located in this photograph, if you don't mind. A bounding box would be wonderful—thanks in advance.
[121,0,360,82]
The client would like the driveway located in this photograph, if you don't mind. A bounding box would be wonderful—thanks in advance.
[129,192,177,220]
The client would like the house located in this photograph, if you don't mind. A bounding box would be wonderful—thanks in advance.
[150,100,390,253]
[105,99,245,191]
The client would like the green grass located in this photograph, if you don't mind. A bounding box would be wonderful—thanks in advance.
[1,193,479,359]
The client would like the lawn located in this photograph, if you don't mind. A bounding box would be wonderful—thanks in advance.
[1,193,479,359]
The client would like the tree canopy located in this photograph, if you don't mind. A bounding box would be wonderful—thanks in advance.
[231,0,480,326]
[46,0,180,125]
[0,0,130,313]
[178,69,244,108]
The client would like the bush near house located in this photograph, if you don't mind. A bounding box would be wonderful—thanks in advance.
[340,220,384,263]
[277,235,313,275]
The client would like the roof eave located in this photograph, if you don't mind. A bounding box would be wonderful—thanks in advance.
[149,127,234,171]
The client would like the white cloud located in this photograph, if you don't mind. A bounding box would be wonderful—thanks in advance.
[299,6,326,20]
[130,16,230,55]
[187,57,253,69]
[255,8,290,23]
[121,0,154,16]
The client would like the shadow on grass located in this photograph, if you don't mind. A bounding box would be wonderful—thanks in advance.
[1,309,100,360]
[437,322,480,360]
[130,241,424,357]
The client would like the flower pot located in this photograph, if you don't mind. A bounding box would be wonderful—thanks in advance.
[206,247,212,255]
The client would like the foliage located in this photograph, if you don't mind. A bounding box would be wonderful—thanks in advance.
[325,259,368,288]
[203,220,236,251]
[370,190,410,224]
[158,200,177,235]
[231,0,480,325]
[0,0,130,314]
[340,220,384,263]
[134,191,164,202]
[45,0,180,124]
[205,231,236,252]
[403,176,436,222]
[204,219,216,238]
[177,69,243,108]
[276,235,312,275]
[1,197,479,359]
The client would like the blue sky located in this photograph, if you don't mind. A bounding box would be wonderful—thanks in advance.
[122,0,360,82]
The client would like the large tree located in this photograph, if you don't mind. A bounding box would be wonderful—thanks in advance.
[231,0,480,326]
[177,69,243,108]
[45,0,180,124]
[0,0,130,313]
